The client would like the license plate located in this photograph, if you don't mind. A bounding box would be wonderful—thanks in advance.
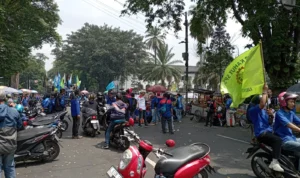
[91,120,99,124]
[107,166,123,178]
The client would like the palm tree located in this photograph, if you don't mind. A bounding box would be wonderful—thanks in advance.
[144,26,166,66]
[141,43,182,86]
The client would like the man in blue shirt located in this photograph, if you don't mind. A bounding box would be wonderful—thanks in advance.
[248,84,283,172]
[0,91,22,178]
[150,94,157,125]
[274,91,300,169]
[158,93,174,134]
[71,91,82,139]
[106,91,116,105]
[175,94,183,123]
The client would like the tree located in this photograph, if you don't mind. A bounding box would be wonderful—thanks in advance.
[141,43,182,86]
[50,23,147,90]
[194,24,234,90]
[19,54,47,92]
[144,26,166,64]
[121,0,300,89]
[0,1,61,80]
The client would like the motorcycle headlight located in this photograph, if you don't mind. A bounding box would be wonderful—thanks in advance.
[119,149,132,170]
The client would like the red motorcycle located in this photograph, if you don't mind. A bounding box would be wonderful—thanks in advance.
[106,129,215,178]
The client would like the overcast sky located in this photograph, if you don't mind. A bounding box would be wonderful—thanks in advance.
[33,0,252,71]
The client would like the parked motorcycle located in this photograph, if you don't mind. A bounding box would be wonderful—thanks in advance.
[34,111,70,131]
[23,111,69,138]
[246,142,300,178]
[82,108,100,137]
[107,130,215,178]
[15,127,61,162]
[106,118,135,151]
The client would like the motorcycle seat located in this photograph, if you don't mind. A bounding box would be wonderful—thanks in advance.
[17,128,54,142]
[113,119,126,124]
[30,119,57,126]
[154,143,210,176]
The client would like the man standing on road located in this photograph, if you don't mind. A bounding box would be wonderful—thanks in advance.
[205,95,216,127]
[71,90,82,139]
[137,90,148,127]
[0,91,22,178]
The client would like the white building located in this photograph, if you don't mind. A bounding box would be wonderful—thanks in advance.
[120,65,199,91]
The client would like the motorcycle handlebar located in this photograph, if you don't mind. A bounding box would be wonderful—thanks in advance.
[152,148,173,157]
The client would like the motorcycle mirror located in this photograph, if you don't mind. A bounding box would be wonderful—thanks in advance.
[165,139,176,147]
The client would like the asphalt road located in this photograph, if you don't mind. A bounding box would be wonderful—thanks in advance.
[13,111,256,178]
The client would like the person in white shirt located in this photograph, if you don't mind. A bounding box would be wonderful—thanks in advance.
[136,90,148,127]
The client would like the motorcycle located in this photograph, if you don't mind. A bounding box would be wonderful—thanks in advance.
[106,118,135,151]
[23,111,69,138]
[82,108,100,137]
[15,127,61,162]
[34,111,71,132]
[246,142,300,178]
[107,130,215,178]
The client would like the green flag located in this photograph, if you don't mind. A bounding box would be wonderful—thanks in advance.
[221,43,265,108]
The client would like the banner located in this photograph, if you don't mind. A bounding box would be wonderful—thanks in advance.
[221,43,265,108]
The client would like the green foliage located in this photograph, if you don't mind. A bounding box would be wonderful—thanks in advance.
[141,43,183,86]
[49,23,147,91]
[194,24,234,90]
[19,54,47,92]
[122,0,300,89]
[0,0,61,79]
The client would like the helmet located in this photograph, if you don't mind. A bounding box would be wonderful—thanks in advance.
[15,104,24,113]
[128,117,135,126]
[278,92,298,107]
[165,139,175,147]
[97,92,103,97]
[116,93,123,100]
[250,95,262,105]
[88,93,96,101]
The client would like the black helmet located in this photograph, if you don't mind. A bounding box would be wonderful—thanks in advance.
[250,95,262,105]
[116,93,123,100]
[97,92,103,97]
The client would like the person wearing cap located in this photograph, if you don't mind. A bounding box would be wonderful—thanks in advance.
[7,99,16,108]
[0,91,22,178]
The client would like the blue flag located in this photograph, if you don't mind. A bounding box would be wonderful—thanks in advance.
[106,81,115,91]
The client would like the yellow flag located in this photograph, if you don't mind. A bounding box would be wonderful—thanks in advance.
[221,43,264,108]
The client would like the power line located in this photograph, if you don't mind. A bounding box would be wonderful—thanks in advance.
[113,0,185,40]
[82,0,146,34]
[93,0,147,29]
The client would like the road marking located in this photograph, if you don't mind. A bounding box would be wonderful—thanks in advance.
[146,157,156,167]
[217,134,250,144]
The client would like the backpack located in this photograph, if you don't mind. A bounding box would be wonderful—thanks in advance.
[159,99,168,114]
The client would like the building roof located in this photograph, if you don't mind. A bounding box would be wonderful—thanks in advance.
[170,65,198,74]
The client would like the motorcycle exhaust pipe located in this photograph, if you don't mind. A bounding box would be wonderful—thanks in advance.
[256,158,273,175]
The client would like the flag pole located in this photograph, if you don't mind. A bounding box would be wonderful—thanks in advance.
[259,40,269,109]
[259,40,266,83]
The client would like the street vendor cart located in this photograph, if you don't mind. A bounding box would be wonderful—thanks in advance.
[190,88,215,122]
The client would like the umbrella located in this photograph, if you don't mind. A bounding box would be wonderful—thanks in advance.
[81,90,89,94]
[146,85,167,93]
[0,86,20,94]
[31,90,38,94]
[21,89,31,93]
[287,83,300,94]
[18,90,23,94]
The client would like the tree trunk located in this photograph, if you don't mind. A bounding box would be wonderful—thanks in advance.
[155,47,157,85]
[10,73,19,89]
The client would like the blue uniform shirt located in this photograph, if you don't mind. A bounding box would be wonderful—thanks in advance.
[158,98,173,118]
[248,105,273,137]
[274,108,300,143]
[71,99,80,117]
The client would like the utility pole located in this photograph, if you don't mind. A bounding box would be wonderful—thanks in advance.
[184,12,189,103]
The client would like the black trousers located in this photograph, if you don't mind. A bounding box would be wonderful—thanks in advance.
[206,111,214,126]
[72,116,80,136]
[257,132,282,159]
[161,117,172,133]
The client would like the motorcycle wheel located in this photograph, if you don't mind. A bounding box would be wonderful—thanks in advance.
[61,120,69,132]
[42,140,60,162]
[251,152,273,178]
[120,137,130,151]
[90,130,96,137]
[240,119,250,129]
[56,129,63,139]
[193,169,208,178]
